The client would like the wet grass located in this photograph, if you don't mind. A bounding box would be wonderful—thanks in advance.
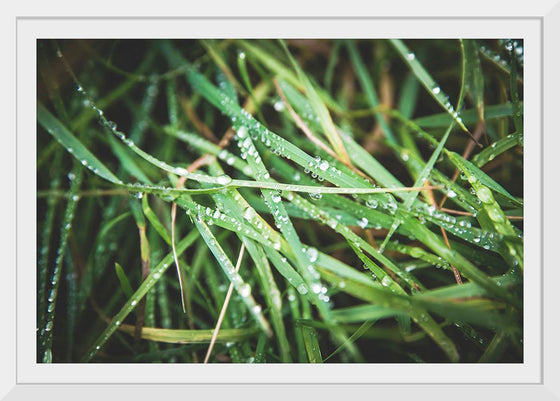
[37,38,523,363]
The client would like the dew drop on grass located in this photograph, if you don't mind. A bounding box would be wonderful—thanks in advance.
[216,175,232,185]
[239,283,251,297]
[477,186,493,204]
[297,284,308,295]
[366,199,378,209]
[488,208,505,223]
[381,275,392,287]
[237,126,248,138]
[252,305,262,314]
[311,283,322,294]
[107,121,117,131]
[43,349,52,363]
[406,52,416,61]
[432,86,441,95]
[45,320,53,332]
[319,160,329,171]
[274,100,285,112]
[357,217,368,229]
[306,247,318,263]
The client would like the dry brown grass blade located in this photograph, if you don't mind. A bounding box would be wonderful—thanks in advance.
[203,243,246,363]
[179,97,219,143]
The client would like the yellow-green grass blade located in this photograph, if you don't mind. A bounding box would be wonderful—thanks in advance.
[119,325,260,344]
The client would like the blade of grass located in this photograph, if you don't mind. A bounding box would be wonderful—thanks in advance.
[389,39,473,138]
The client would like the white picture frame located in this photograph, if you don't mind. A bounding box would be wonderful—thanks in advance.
[4,1,559,399]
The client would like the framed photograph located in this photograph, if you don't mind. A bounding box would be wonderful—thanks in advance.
[5,1,559,399]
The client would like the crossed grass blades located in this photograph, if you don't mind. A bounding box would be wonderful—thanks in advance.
[37,39,523,363]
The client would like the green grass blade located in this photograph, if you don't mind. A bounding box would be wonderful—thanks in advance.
[193,217,272,336]
[114,262,134,300]
[38,103,121,184]
[299,323,323,363]
[39,166,82,363]
[390,39,470,134]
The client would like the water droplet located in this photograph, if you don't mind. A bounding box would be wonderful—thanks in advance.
[406,52,416,61]
[237,126,248,138]
[45,320,53,331]
[216,175,232,185]
[239,283,251,297]
[243,207,255,221]
[306,247,318,263]
[477,186,493,204]
[319,160,329,171]
[381,275,392,287]
[296,283,308,295]
[252,305,262,314]
[274,100,285,112]
[107,121,117,131]
[131,300,137,306]
[307,282,321,295]
[432,86,441,95]
[357,217,368,229]
[488,209,505,223]
[366,199,378,209]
